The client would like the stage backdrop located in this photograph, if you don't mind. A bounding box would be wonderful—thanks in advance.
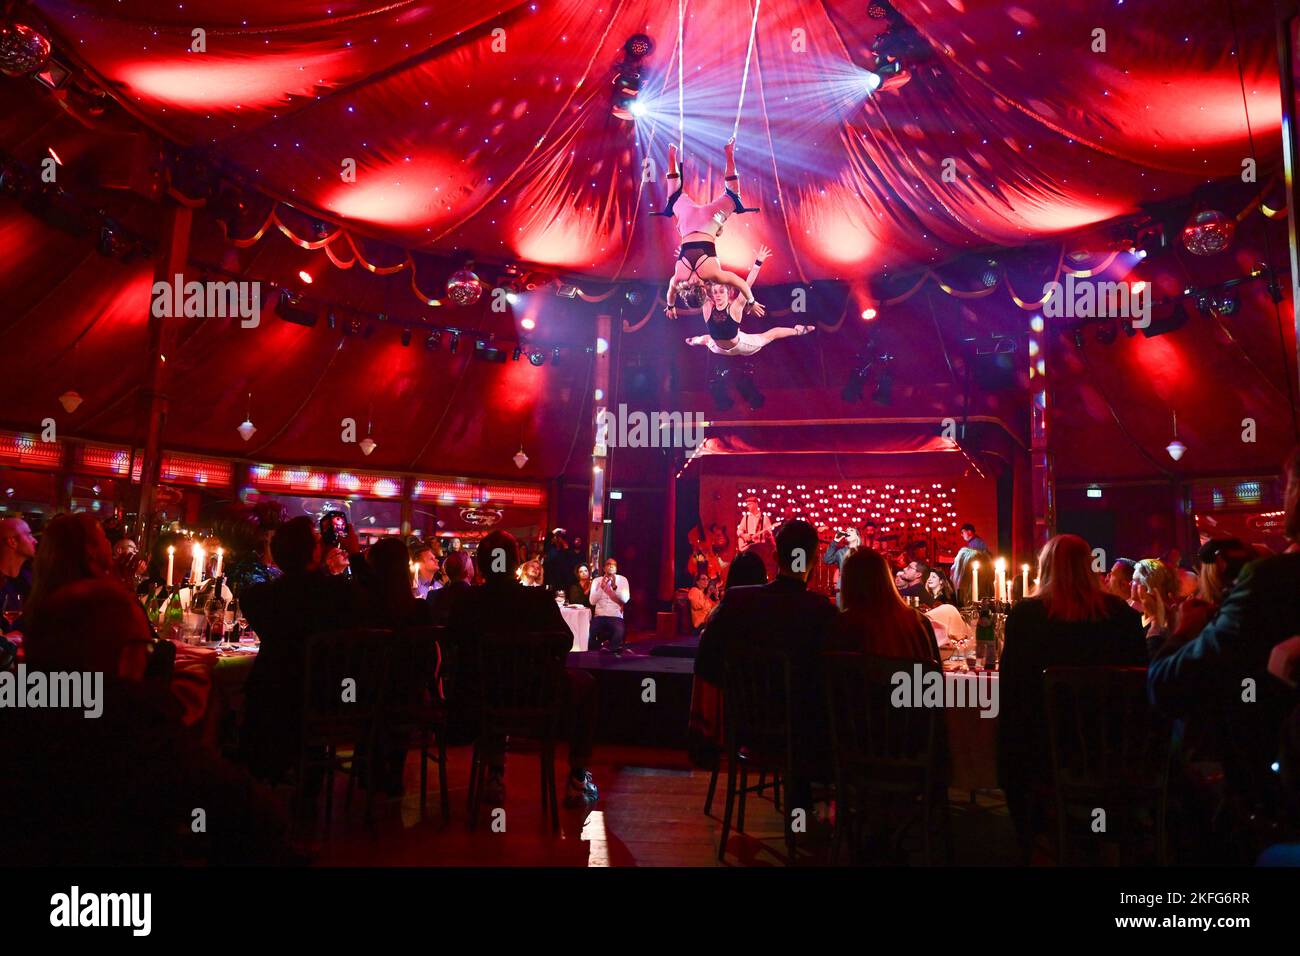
[697,474,998,572]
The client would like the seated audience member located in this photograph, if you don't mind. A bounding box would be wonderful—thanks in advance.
[25,512,113,623]
[362,536,435,629]
[1130,558,1180,654]
[447,530,598,807]
[921,569,958,609]
[216,501,285,596]
[695,520,838,797]
[411,541,442,599]
[1105,558,1136,601]
[722,550,767,590]
[1,578,293,864]
[0,516,36,631]
[894,547,930,600]
[687,573,717,633]
[827,548,939,661]
[1162,538,1251,650]
[239,516,364,783]
[518,557,544,587]
[428,549,474,626]
[564,564,593,608]
[1149,447,1300,825]
[997,534,1146,851]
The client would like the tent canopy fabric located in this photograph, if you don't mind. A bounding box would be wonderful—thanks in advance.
[0,1,1294,486]
[26,0,1282,282]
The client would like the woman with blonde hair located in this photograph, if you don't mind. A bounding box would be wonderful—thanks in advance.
[824,547,938,661]
[997,534,1146,851]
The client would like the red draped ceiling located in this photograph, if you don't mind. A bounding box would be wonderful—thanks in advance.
[29,0,1282,281]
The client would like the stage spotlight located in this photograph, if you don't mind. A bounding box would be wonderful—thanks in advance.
[734,369,765,410]
[708,369,734,411]
[611,70,642,121]
[298,270,313,284]
[1214,291,1238,317]
[861,70,884,95]
[1141,301,1191,339]
[841,367,869,403]
[275,288,318,327]
[551,347,562,365]
[511,346,522,361]
[861,306,878,321]
[521,317,536,331]
[449,332,461,353]
[474,340,506,363]
[624,33,654,59]
[528,349,545,366]
[327,312,338,331]
[872,373,893,405]
[400,327,412,347]
[424,331,441,351]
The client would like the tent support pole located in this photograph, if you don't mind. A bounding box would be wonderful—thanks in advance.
[134,202,193,554]
[1028,313,1054,550]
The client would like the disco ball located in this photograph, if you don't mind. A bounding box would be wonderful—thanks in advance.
[625,287,643,305]
[446,268,483,306]
[624,33,654,59]
[980,261,1000,288]
[868,2,892,19]
[1181,210,1235,257]
[0,20,51,77]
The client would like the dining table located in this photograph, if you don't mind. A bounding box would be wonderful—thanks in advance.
[169,640,259,751]
[560,604,592,652]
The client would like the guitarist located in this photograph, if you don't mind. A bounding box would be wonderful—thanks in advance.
[735,495,776,567]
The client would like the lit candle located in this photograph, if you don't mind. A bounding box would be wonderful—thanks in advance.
[191,544,204,584]
[214,547,224,578]
[971,560,980,603]
[166,546,175,587]
[1022,563,1030,598]
[994,557,1006,604]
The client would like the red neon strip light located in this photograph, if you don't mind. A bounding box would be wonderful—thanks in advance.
[0,432,64,470]
[412,479,546,508]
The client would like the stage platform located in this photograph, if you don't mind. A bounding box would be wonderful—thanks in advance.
[568,634,700,749]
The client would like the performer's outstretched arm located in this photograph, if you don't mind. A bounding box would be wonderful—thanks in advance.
[744,244,770,288]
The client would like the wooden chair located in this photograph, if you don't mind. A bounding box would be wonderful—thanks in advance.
[719,642,799,863]
[466,631,569,832]
[298,628,392,827]
[823,653,951,865]
[1043,666,1171,865]
[378,625,450,822]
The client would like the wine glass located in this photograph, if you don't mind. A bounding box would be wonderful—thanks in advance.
[2,592,22,632]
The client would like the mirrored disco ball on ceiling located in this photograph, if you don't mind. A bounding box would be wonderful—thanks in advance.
[1181,210,1235,257]
[0,20,51,77]
[446,268,483,306]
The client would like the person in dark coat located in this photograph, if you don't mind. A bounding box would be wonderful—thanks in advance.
[447,530,598,808]
[240,516,364,784]
[696,519,838,794]
[1149,446,1300,823]
[997,534,1147,849]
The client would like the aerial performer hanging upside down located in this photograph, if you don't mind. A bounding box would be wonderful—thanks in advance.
[659,139,766,320]
[684,245,814,356]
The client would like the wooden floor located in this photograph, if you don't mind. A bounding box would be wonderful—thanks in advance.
[298,743,1023,867]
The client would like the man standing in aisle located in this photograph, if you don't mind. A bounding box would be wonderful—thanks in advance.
[590,557,631,655]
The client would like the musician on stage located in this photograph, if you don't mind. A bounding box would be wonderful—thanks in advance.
[735,496,774,552]
[860,520,881,551]
[822,527,860,572]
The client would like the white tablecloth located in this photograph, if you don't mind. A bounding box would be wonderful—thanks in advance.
[560,604,591,652]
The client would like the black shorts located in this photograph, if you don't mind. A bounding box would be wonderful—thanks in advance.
[679,240,717,261]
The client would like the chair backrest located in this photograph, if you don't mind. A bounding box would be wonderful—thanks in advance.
[302,628,393,726]
[723,641,794,764]
[1043,666,1170,798]
[476,631,568,734]
[386,625,445,709]
[823,653,940,779]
